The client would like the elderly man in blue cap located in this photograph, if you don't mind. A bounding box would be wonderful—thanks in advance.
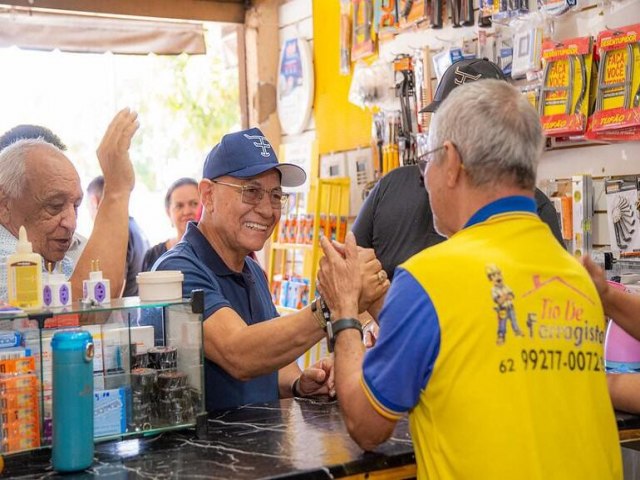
[155,128,388,411]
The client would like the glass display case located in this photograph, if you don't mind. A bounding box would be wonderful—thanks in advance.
[0,290,206,454]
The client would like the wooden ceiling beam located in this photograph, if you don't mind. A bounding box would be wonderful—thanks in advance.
[0,0,246,23]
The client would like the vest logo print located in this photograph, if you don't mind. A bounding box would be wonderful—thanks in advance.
[486,266,604,349]
[486,265,524,345]
[243,134,272,157]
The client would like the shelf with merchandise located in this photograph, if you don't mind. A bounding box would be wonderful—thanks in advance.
[271,242,314,250]
[268,178,350,368]
[0,291,206,456]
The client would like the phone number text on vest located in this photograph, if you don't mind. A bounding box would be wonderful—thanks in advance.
[498,349,604,373]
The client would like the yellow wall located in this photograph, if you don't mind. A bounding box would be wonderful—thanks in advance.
[313,1,372,154]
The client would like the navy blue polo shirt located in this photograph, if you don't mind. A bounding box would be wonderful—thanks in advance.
[154,222,278,411]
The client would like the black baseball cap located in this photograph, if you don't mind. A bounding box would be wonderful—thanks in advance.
[420,58,506,113]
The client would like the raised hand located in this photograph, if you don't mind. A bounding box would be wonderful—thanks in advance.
[318,232,361,319]
[96,108,139,195]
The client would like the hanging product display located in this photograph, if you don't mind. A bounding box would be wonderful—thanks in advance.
[571,174,593,258]
[398,0,427,28]
[496,33,513,77]
[477,29,497,62]
[382,111,400,173]
[374,0,399,37]
[511,25,543,79]
[371,112,385,175]
[413,48,433,130]
[432,48,464,82]
[449,0,474,27]
[538,36,593,137]
[340,0,352,75]
[478,0,494,27]
[394,55,418,166]
[429,0,443,28]
[348,60,395,109]
[537,0,572,17]
[482,0,529,23]
[588,23,640,142]
[351,0,375,61]
[605,177,640,254]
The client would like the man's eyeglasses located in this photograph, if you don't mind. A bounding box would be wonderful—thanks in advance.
[417,145,446,177]
[212,180,289,209]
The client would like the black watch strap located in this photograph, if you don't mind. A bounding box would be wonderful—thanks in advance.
[328,318,363,352]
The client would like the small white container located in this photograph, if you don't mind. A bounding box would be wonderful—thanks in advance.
[136,271,184,302]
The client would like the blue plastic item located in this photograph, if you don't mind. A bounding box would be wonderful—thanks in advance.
[51,330,94,472]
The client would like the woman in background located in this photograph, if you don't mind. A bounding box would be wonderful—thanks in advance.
[142,177,199,271]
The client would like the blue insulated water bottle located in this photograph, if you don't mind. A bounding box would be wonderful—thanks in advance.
[51,330,95,472]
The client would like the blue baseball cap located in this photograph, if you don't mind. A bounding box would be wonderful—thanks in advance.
[202,127,306,187]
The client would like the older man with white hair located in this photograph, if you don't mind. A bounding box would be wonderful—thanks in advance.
[0,109,139,301]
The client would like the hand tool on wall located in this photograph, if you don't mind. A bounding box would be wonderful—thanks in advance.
[372,112,385,174]
[339,0,351,75]
[364,0,372,43]
[429,0,443,28]
[612,195,636,250]
[394,55,417,166]
[400,0,414,20]
[449,0,461,27]
[462,0,474,26]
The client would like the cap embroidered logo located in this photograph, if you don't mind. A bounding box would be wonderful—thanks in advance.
[454,67,483,86]
[243,134,272,157]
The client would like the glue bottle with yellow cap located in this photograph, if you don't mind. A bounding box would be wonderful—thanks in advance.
[7,225,43,310]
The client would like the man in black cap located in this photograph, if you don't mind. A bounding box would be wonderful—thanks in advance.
[154,127,388,411]
[353,58,564,283]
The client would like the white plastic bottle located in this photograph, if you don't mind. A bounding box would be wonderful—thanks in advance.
[7,226,43,310]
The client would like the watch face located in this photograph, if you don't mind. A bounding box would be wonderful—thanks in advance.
[94,282,106,303]
[43,286,52,306]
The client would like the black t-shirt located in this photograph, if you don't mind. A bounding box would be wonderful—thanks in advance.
[352,165,564,280]
[123,217,150,297]
[142,242,169,273]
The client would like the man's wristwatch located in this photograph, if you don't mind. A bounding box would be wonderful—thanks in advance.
[327,317,363,352]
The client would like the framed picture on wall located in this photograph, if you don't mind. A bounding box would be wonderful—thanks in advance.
[277,37,314,136]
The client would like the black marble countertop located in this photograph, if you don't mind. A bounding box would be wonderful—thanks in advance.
[617,411,640,431]
[6,398,640,479]
[3,397,414,479]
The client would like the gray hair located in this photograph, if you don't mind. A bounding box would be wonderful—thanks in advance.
[429,79,543,190]
[0,138,62,199]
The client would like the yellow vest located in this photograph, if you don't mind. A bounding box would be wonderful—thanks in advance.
[366,209,622,479]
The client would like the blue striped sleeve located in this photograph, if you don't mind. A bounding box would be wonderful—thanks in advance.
[362,268,440,417]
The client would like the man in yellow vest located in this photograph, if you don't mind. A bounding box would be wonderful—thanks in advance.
[318,79,622,479]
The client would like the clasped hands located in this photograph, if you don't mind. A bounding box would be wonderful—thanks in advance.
[317,232,389,321]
